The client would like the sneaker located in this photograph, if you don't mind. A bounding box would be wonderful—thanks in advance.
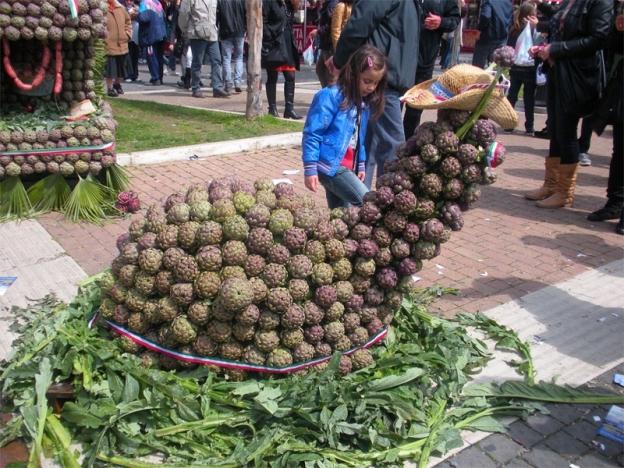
[113,83,124,95]
[525,129,535,136]
[579,152,592,166]
[107,88,118,97]
[124,78,133,83]
[213,88,230,98]
[192,89,204,98]
[234,86,243,93]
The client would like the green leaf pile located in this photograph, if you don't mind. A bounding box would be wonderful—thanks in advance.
[1,277,622,467]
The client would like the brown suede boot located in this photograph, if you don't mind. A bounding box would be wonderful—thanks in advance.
[525,157,560,200]
[536,163,578,208]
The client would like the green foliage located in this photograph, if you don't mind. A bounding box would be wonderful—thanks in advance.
[0,176,33,219]
[104,164,130,193]
[27,174,72,214]
[0,283,622,467]
[63,175,118,223]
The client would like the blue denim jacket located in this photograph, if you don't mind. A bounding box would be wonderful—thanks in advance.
[302,86,369,177]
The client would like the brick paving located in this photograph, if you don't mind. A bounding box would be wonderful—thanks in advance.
[38,112,623,317]
[440,363,624,467]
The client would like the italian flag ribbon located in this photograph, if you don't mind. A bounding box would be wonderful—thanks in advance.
[67,0,79,18]
[90,312,388,374]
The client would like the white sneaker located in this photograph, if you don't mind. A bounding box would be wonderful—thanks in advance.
[579,153,592,166]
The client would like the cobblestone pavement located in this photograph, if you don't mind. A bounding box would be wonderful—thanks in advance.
[38,112,623,317]
[440,363,624,467]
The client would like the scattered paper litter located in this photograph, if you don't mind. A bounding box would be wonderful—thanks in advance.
[484,218,491,221]
[189,154,199,160]
[435,264,445,270]
[577,253,588,258]
[477,259,484,262]
[591,440,606,451]
[569,464,580,468]
[598,317,608,323]
[272,178,293,185]
[410,275,422,282]
[479,272,488,277]
[613,374,624,387]
[593,415,602,422]
[532,335,544,345]
[611,313,620,318]
[282,169,300,175]
[0,277,17,297]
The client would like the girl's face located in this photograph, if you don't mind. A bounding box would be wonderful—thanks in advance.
[359,68,385,98]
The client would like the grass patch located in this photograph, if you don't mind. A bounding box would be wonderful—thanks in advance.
[107,99,303,153]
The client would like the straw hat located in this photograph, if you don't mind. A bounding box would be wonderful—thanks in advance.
[402,64,518,129]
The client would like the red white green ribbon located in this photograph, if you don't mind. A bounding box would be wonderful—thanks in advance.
[91,313,388,374]
[67,0,79,18]
[0,141,115,157]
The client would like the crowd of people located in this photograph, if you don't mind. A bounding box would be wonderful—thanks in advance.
[103,0,623,234]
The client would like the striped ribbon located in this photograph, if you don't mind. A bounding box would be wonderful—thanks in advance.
[90,312,388,374]
[0,141,115,157]
[67,0,79,18]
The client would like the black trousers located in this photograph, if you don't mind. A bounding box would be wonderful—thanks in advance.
[547,69,581,164]
[607,120,623,204]
[403,65,434,137]
[125,41,140,81]
[508,66,537,132]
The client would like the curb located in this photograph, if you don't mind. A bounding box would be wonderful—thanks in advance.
[116,132,302,167]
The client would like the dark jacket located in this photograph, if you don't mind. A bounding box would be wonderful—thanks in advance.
[478,0,512,41]
[333,0,421,93]
[138,7,167,46]
[548,0,613,115]
[217,0,246,39]
[418,0,460,71]
[317,0,339,51]
[261,0,300,70]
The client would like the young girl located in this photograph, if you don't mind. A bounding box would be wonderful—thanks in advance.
[505,2,542,135]
[302,45,387,209]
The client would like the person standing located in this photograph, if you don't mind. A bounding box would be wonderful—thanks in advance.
[138,0,168,85]
[303,45,387,208]
[178,0,229,98]
[262,0,303,119]
[105,0,132,96]
[472,0,512,68]
[526,0,612,208]
[123,0,141,82]
[314,0,338,87]
[587,0,622,232]
[403,0,460,136]
[329,0,421,189]
[218,0,246,94]
[505,2,542,135]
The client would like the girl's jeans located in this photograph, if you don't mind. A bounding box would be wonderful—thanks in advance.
[318,167,369,209]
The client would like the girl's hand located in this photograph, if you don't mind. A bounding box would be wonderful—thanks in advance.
[305,175,319,192]
[357,171,366,182]
[526,15,538,26]
[616,14,624,32]
[536,44,551,62]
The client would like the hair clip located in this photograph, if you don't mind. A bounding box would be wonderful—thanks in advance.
[367,56,374,68]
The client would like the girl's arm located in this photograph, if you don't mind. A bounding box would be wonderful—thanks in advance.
[356,108,369,178]
[302,89,336,178]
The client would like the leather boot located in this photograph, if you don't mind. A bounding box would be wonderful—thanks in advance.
[525,157,560,200]
[283,79,302,120]
[536,163,578,208]
[616,208,624,235]
[266,81,279,117]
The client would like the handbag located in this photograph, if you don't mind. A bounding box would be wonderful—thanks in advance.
[536,63,546,86]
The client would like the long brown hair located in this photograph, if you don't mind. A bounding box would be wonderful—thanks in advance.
[337,44,387,120]
[511,2,537,34]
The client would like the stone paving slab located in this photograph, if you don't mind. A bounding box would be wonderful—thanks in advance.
[38,113,623,318]
[0,221,87,360]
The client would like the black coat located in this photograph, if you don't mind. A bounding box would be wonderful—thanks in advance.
[548,0,613,115]
[333,0,421,93]
[261,0,300,70]
[217,0,246,39]
[418,0,460,72]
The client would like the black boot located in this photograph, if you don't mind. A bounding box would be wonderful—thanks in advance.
[283,78,302,120]
[587,199,623,221]
[177,68,191,89]
[266,80,279,117]
[617,208,624,235]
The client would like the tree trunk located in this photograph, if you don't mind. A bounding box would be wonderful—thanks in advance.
[246,0,263,119]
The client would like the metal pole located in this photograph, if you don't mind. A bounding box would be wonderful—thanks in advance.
[303,3,307,52]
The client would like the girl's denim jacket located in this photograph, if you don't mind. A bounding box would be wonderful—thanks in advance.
[302,85,370,177]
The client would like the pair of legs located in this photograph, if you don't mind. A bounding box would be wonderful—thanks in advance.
[265,68,301,119]
[364,89,405,189]
[526,71,581,208]
[124,41,140,81]
[189,39,227,98]
[220,36,245,92]
[403,65,434,137]
[319,167,369,209]
[507,66,536,133]
[472,38,506,69]
[588,120,623,229]
[146,42,164,84]
[106,54,127,97]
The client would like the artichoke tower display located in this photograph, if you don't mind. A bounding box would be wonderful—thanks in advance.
[0,0,128,221]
